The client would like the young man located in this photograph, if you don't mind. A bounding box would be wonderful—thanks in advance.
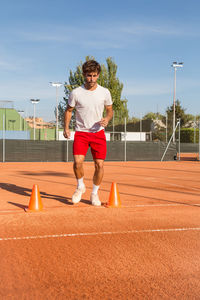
[63,60,113,206]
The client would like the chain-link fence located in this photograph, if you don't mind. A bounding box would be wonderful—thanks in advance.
[1,108,200,162]
[0,139,176,162]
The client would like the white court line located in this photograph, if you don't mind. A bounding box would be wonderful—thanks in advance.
[1,228,200,241]
[135,203,200,207]
[0,203,199,214]
[162,182,200,191]
[143,177,200,191]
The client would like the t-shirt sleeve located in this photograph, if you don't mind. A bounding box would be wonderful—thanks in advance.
[104,89,113,106]
[68,90,76,107]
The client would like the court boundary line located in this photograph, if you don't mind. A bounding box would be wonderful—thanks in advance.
[1,227,200,241]
[135,203,200,207]
[0,202,200,214]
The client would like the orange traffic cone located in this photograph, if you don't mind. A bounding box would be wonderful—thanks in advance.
[106,182,121,208]
[26,184,43,212]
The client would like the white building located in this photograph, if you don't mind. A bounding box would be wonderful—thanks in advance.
[59,131,147,141]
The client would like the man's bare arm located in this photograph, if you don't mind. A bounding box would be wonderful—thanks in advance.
[99,105,113,127]
[63,105,74,138]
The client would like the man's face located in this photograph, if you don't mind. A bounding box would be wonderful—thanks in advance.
[84,71,99,88]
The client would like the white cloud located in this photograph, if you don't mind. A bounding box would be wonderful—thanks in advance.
[13,19,196,51]
[123,76,200,98]
[0,60,20,71]
[0,78,64,100]
[0,50,33,71]
[17,25,123,49]
[0,76,66,121]
[120,24,181,36]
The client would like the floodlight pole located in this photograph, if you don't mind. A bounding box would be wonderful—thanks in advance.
[30,99,40,140]
[171,62,183,142]
[50,82,63,141]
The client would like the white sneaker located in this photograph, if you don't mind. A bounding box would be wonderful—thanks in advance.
[72,186,86,204]
[90,193,101,206]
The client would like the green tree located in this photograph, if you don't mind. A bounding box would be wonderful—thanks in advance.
[143,112,157,120]
[166,100,189,129]
[143,112,165,121]
[58,56,129,127]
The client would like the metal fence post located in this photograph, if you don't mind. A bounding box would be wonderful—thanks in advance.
[67,139,69,162]
[3,114,5,162]
[112,111,115,141]
[166,113,168,143]
[124,117,127,161]
[199,121,200,161]
[194,115,196,143]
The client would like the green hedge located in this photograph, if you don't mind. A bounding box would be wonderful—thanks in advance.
[180,128,199,143]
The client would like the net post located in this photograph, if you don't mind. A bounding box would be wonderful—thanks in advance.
[178,118,181,161]
[161,119,180,162]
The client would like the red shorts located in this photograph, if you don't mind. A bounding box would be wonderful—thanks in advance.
[73,130,107,160]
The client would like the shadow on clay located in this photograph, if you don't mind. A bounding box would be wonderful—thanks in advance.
[0,183,74,209]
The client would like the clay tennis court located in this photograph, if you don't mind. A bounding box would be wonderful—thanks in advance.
[0,161,200,299]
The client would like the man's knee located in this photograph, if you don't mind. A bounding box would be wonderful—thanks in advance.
[74,161,83,170]
[94,160,104,171]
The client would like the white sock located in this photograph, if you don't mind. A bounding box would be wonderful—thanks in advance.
[77,177,84,189]
[92,184,100,195]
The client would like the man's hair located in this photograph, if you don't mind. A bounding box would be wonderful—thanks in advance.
[82,60,101,74]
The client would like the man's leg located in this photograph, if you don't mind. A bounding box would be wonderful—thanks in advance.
[93,159,104,185]
[73,155,85,179]
[72,155,86,204]
[90,159,104,206]
[72,130,89,204]
[89,130,106,206]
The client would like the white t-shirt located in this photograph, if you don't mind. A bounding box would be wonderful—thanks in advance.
[68,84,112,132]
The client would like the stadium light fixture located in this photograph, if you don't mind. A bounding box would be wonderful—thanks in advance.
[30,99,40,140]
[50,82,63,141]
[171,62,183,142]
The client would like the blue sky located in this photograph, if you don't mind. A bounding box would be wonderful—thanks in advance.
[1,0,200,121]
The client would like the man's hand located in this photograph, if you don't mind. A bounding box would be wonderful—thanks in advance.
[63,128,71,139]
[63,105,74,139]
[100,105,113,127]
[99,117,109,127]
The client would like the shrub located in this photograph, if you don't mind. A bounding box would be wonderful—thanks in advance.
[180,128,199,143]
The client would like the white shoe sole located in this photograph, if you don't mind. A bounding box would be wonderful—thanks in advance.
[72,186,86,204]
[90,194,101,206]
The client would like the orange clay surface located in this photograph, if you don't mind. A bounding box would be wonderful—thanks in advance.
[0,161,200,299]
